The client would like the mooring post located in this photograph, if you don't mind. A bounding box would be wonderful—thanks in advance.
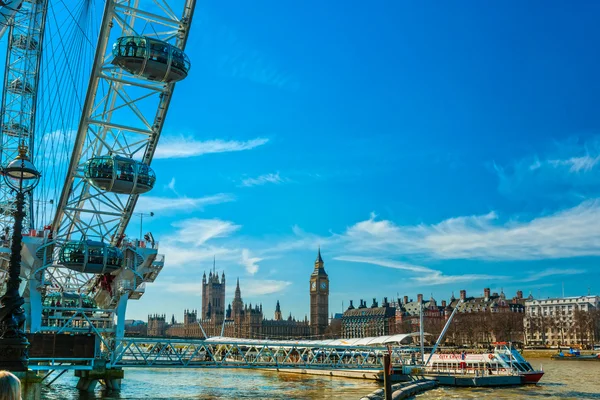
[383,353,392,400]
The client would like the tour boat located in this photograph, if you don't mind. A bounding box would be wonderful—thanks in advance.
[406,302,544,387]
[419,342,544,386]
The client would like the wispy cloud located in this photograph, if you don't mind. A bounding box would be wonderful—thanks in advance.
[161,217,266,275]
[155,136,269,159]
[164,177,179,196]
[240,172,286,187]
[333,256,432,274]
[241,279,291,296]
[493,136,600,201]
[156,279,290,297]
[519,268,586,283]
[335,256,505,286]
[136,193,234,214]
[241,249,261,275]
[170,218,242,247]
[412,272,508,286]
[159,245,238,268]
[548,155,600,173]
[339,200,600,261]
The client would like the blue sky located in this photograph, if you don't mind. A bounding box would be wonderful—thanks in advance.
[35,1,600,322]
[121,0,600,322]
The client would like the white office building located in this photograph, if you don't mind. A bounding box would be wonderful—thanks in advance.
[524,296,599,347]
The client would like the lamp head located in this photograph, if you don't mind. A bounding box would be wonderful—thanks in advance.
[3,145,40,191]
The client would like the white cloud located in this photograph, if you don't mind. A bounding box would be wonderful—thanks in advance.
[412,272,508,286]
[549,155,600,173]
[136,193,234,214]
[333,256,432,274]
[334,256,505,286]
[240,172,286,187]
[494,136,600,201]
[170,218,241,246]
[159,245,238,268]
[241,249,261,275]
[161,218,263,275]
[241,279,291,296]
[154,136,269,159]
[156,278,290,297]
[519,268,586,283]
[157,281,204,296]
[339,200,600,261]
[164,177,179,196]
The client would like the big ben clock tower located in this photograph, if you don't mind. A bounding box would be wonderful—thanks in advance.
[310,247,329,336]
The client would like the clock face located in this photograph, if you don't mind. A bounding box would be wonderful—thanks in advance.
[311,282,316,289]
[320,282,327,290]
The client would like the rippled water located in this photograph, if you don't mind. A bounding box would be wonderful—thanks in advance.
[41,358,600,399]
[41,368,380,399]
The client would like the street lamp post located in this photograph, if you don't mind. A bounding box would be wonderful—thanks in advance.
[135,211,154,241]
[0,145,40,371]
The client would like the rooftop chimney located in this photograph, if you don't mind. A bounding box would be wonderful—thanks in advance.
[371,298,378,308]
[417,294,423,304]
[517,290,523,299]
[460,290,467,301]
[403,295,409,304]
[484,288,490,301]
[441,300,447,307]
[348,300,355,310]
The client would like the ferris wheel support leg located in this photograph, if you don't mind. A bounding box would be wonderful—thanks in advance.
[26,274,42,333]
[115,295,128,340]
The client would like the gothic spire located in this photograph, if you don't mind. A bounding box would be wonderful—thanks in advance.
[234,278,241,299]
[316,246,323,264]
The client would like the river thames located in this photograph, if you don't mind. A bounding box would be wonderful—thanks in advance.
[41,358,599,399]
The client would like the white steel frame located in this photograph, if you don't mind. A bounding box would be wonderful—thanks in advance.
[0,0,48,233]
[110,338,417,370]
[52,0,195,246]
[44,0,194,299]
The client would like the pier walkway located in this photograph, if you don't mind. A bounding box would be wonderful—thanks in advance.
[108,334,418,371]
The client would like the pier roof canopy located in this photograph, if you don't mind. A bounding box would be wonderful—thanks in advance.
[205,333,421,347]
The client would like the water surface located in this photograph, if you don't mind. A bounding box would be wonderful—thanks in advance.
[41,358,600,399]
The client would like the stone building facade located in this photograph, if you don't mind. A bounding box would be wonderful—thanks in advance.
[524,295,600,347]
[342,288,529,341]
[341,298,396,338]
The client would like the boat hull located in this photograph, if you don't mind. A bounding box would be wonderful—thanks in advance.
[426,374,523,387]
[550,355,600,361]
[522,372,544,384]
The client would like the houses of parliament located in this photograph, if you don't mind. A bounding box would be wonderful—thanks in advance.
[147,249,330,339]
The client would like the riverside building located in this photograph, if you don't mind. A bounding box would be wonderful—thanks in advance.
[524,295,600,348]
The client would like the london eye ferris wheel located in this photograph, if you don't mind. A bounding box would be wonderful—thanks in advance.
[0,0,196,353]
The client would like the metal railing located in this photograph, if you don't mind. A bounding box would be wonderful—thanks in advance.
[110,337,414,370]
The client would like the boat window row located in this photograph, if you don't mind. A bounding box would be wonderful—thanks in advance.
[430,361,506,371]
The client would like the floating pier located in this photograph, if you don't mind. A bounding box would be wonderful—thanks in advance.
[360,379,438,400]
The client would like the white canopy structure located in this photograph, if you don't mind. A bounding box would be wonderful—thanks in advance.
[204,333,426,348]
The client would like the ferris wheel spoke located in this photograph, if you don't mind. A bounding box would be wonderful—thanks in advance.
[151,0,179,22]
